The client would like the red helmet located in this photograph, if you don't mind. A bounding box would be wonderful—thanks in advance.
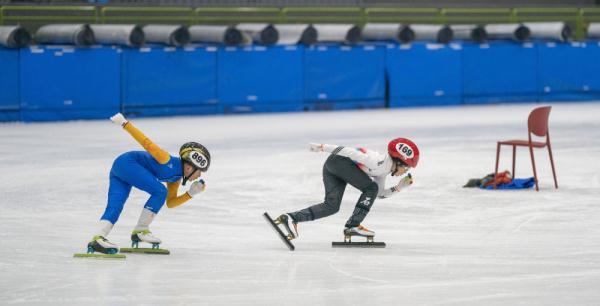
[388,138,420,168]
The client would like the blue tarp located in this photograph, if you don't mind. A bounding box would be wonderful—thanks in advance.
[483,177,536,190]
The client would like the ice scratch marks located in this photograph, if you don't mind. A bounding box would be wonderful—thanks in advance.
[511,215,539,234]
[327,252,388,285]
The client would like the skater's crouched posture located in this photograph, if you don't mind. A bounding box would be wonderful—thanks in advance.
[277,138,419,241]
[88,113,211,254]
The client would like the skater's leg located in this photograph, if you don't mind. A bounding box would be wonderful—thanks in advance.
[97,220,114,238]
[100,172,132,228]
[112,162,167,245]
[345,180,378,228]
[326,156,379,228]
[134,208,156,232]
[287,156,347,222]
[112,161,168,216]
[90,171,131,253]
[132,208,162,245]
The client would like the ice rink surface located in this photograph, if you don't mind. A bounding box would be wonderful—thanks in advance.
[1,102,600,305]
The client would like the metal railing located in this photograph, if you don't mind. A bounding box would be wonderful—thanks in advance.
[1,5,598,39]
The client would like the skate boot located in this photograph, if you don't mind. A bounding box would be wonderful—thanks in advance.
[275,214,299,240]
[87,235,119,254]
[131,229,162,249]
[332,225,385,248]
[263,212,295,251]
[343,225,375,243]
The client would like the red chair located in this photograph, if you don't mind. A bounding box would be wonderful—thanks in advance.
[494,106,558,191]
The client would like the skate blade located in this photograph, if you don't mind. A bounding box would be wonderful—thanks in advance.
[343,234,375,243]
[263,212,295,251]
[119,248,170,255]
[332,242,386,248]
[73,253,126,259]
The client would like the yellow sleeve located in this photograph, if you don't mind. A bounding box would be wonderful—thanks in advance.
[165,181,192,208]
[123,122,170,164]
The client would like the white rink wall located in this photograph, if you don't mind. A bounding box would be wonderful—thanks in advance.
[1,102,600,305]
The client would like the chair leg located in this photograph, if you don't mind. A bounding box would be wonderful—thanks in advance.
[512,145,516,178]
[547,143,558,189]
[529,144,539,191]
[494,143,500,189]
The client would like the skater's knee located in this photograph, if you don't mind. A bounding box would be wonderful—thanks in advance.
[152,185,168,200]
[362,181,379,194]
[323,197,342,214]
[325,202,341,214]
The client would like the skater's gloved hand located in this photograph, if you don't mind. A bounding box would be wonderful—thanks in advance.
[110,113,128,127]
[309,143,324,152]
[187,179,206,197]
[393,174,413,192]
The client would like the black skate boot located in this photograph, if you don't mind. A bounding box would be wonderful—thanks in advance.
[275,214,299,239]
[263,212,296,251]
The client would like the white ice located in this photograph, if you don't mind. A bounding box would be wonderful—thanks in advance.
[1,102,600,305]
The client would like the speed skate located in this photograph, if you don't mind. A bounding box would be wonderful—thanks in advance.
[119,246,170,255]
[263,212,295,251]
[120,231,170,255]
[332,226,386,248]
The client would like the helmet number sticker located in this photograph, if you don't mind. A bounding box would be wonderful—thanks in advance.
[191,152,208,169]
[395,143,414,159]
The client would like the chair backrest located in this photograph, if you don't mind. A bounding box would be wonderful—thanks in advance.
[527,106,552,137]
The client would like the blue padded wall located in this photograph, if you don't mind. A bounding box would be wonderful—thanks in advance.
[582,42,600,98]
[387,43,462,107]
[122,45,219,117]
[538,41,600,101]
[304,44,386,110]
[218,45,304,113]
[0,47,20,121]
[19,46,121,121]
[462,42,539,104]
[6,41,600,122]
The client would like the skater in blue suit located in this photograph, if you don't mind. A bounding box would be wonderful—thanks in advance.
[87,113,211,254]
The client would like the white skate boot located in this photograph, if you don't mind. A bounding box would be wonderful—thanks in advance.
[343,225,375,242]
[88,235,119,254]
[131,229,162,249]
[333,225,385,248]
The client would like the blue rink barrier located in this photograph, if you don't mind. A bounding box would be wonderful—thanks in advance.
[538,41,600,101]
[3,41,600,123]
[19,45,121,122]
[387,43,462,107]
[582,42,600,98]
[304,44,386,110]
[122,45,219,117]
[461,41,539,104]
[217,45,304,113]
[0,47,20,121]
